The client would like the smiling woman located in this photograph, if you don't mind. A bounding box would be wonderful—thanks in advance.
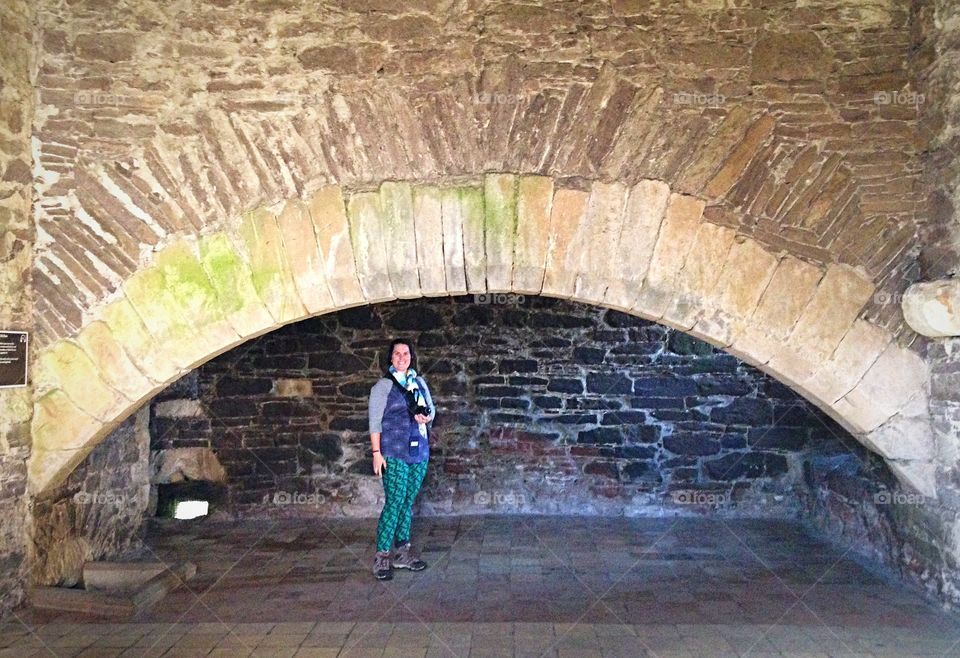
[368,338,435,580]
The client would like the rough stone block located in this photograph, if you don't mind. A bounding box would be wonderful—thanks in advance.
[275,199,335,314]
[412,186,447,296]
[633,193,705,319]
[34,341,130,422]
[440,187,469,294]
[483,174,517,292]
[603,179,670,311]
[100,297,180,384]
[238,208,309,323]
[840,342,930,432]
[123,240,241,371]
[197,233,275,338]
[306,185,365,308]
[542,188,590,298]
[458,186,487,294]
[573,181,628,304]
[512,175,553,294]
[804,320,893,404]
[787,264,874,362]
[662,222,736,330]
[75,321,156,395]
[379,181,422,298]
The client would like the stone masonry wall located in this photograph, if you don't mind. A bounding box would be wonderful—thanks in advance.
[30,406,151,589]
[152,296,846,518]
[29,0,935,349]
[0,0,34,617]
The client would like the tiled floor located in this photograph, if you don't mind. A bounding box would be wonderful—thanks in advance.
[5,515,960,656]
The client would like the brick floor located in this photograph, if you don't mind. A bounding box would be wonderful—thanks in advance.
[5,516,960,656]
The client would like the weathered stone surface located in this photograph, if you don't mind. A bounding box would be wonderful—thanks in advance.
[412,186,447,296]
[512,176,553,294]
[238,209,308,324]
[123,240,241,371]
[804,320,893,404]
[903,279,960,337]
[74,321,154,398]
[152,447,226,484]
[484,174,518,292]
[633,193,705,319]
[542,188,590,298]
[34,341,130,421]
[751,31,831,82]
[662,222,736,330]
[275,199,335,314]
[379,181,421,299]
[306,186,365,308]
[787,264,875,361]
[841,342,930,432]
[100,297,180,384]
[197,233,274,338]
[573,182,628,303]
[603,180,670,311]
[440,187,469,295]
[459,186,487,294]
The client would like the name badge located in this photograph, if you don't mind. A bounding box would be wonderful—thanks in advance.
[409,441,419,447]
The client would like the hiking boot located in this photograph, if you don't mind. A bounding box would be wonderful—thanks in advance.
[392,542,427,571]
[373,550,393,580]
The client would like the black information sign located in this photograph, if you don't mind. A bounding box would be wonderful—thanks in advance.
[0,332,28,388]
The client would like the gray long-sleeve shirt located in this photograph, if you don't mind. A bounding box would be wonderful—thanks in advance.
[368,376,436,433]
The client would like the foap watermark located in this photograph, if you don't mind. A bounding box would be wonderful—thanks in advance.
[874,491,930,506]
[474,292,525,305]
[474,490,526,508]
[670,489,730,506]
[673,91,726,108]
[873,291,904,306]
[873,90,924,109]
[263,490,324,506]
[472,91,531,105]
[73,490,136,507]
[73,90,131,107]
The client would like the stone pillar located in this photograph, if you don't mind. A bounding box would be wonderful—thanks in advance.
[0,0,34,617]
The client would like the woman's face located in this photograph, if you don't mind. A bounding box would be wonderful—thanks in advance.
[391,343,412,373]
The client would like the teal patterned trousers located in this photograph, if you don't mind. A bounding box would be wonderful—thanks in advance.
[376,458,429,552]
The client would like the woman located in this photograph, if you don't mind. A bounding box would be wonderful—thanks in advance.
[368,338,435,580]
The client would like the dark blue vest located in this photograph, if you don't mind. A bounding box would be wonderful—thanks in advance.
[380,380,430,464]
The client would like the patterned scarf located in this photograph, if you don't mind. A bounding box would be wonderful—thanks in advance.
[389,366,428,438]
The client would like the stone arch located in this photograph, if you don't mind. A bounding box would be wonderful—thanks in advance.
[30,174,932,497]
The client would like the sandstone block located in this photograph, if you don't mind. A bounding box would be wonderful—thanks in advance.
[379,181,422,298]
[804,320,893,404]
[693,237,778,346]
[860,394,935,463]
[275,199,335,314]
[440,187,469,295]
[840,342,930,432]
[458,186,487,294]
[662,222,736,330]
[238,208,309,324]
[542,188,590,299]
[34,342,129,422]
[29,390,102,492]
[573,181,628,304]
[484,174,518,293]
[75,321,156,395]
[123,240,241,372]
[347,191,394,302]
[512,176,553,294]
[197,233,275,338]
[603,180,670,311]
[633,193,705,319]
[412,186,447,296]
[306,185,365,308]
[787,264,874,362]
[100,297,180,384]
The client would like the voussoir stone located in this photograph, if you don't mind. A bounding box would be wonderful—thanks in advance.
[238,208,309,324]
[306,185,365,308]
[440,187,469,295]
[484,174,518,293]
[513,175,553,295]
[34,341,129,421]
[380,181,421,299]
[75,320,155,396]
[542,187,590,299]
[197,233,275,338]
[276,199,335,314]
[574,181,628,303]
[412,185,447,296]
[348,191,394,302]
